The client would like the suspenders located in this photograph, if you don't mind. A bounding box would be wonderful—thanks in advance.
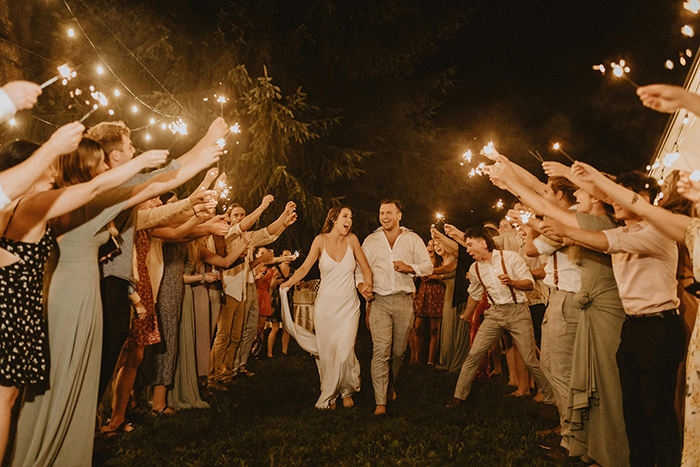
[474,250,518,306]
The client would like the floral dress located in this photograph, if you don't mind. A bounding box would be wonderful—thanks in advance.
[124,230,160,349]
[0,202,53,385]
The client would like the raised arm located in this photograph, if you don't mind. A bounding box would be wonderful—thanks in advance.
[540,219,610,253]
[175,118,228,167]
[279,236,323,289]
[201,232,252,268]
[238,195,274,232]
[489,157,579,227]
[571,161,690,244]
[25,149,168,223]
[637,84,700,117]
[151,211,208,241]
[0,122,83,204]
[430,228,459,257]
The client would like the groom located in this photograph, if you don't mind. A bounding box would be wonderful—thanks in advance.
[355,199,433,415]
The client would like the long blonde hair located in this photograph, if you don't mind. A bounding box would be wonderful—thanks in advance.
[54,138,106,188]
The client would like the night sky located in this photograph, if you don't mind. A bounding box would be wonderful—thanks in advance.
[415,0,695,229]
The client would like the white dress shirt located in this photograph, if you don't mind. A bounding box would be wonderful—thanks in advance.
[467,250,533,305]
[355,226,433,296]
[534,237,581,293]
[222,225,278,300]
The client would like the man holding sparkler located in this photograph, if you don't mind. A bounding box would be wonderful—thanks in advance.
[355,199,433,415]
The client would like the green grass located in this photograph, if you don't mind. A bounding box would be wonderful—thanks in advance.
[99,326,586,467]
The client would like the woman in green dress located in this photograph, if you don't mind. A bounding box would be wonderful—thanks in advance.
[12,140,220,466]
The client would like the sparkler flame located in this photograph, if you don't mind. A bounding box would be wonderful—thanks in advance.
[690,170,700,182]
[685,0,700,13]
[216,138,226,148]
[468,162,488,178]
[663,151,680,167]
[682,25,695,37]
[462,150,472,163]
[666,60,675,70]
[169,119,188,135]
[553,142,560,150]
[520,210,532,224]
[230,123,241,133]
[482,142,494,155]
[496,199,504,209]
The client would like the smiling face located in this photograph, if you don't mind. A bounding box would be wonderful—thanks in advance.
[379,203,401,231]
[465,236,489,262]
[333,208,353,236]
[228,206,246,225]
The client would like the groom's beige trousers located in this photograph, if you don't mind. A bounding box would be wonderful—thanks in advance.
[369,293,414,405]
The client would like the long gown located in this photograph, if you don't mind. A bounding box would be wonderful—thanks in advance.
[567,213,630,466]
[437,270,470,372]
[281,245,361,409]
[12,189,131,467]
[682,218,700,466]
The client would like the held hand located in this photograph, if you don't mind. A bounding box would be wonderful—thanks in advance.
[197,168,219,192]
[260,194,274,209]
[481,144,502,162]
[358,282,374,301]
[393,261,413,274]
[284,201,297,216]
[637,84,688,114]
[280,278,298,291]
[133,302,147,320]
[571,161,601,184]
[190,189,217,209]
[444,223,462,240]
[3,80,42,111]
[135,149,169,170]
[213,173,228,195]
[45,121,85,156]
[205,117,229,142]
[677,170,700,202]
[204,272,219,283]
[540,219,569,239]
[430,227,440,241]
[260,249,275,264]
[198,145,223,168]
[204,215,230,236]
[285,212,298,227]
[542,161,570,179]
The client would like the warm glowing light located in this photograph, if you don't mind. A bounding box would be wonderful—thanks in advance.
[646,165,652,171]
[89,86,95,92]
[691,170,700,182]
[61,79,68,86]
[681,56,688,66]
[521,211,532,224]
[216,96,227,103]
[91,91,108,106]
[8,118,16,126]
[203,97,208,101]
[496,199,504,209]
[132,106,138,113]
[108,109,114,115]
[592,64,606,75]
[114,89,120,97]
[462,150,472,162]
[230,123,241,133]
[97,66,104,74]
[469,162,487,178]
[658,179,664,186]
[652,161,660,169]
[482,141,494,155]
[663,151,680,167]
[666,60,675,70]
[611,61,630,78]
[58,64,71,78]
[145,134,151,141]
[149,118,155,124]
[169,118,188,135]
[293,250,300,258]
[161,123,167,129]
[436,213,445,220]
[687,49,694,57]
[684,116,690,124]
[685,0,700,13]
[216,138,226,148]
[682,25,695,37]
[553,142,560,150]
[68,28,75,37]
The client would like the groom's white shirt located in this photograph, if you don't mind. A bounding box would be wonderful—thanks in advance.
[355,226,433,296]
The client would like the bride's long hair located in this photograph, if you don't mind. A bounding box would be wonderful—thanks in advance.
[321,205,352,234]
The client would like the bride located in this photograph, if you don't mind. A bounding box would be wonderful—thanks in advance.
[280,205,373,409]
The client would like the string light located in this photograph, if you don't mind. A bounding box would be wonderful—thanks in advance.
[666,60,675,70]
[682,25,695,37]
[68,28,75,37]
[8,118,16,126]
[145,133,151,141]
[691,170,700,182]
[97,65,104,74]
[149,118,155,124]
[114,89,120,97]
[684,0,700,13]
[132,106,138,113]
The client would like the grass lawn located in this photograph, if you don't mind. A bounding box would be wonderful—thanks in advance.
[98,324,586,467]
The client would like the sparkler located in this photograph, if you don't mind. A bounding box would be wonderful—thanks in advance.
[665,60,675,70]
[594,60,639,89]
[495,199,504,210]
[552,142,576,163]
[168,119,188,135]
[78,91,108,123]
[40,64,74,89]
[682,25,695,37]
[663,151,680,167]
[690,170,700,182]
[462,150,472,163]
[215,95,228,117]
[469,162,487,178]
[230,123,241,134]
[684,0,700,13]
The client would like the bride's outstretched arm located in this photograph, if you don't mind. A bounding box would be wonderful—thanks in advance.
[279,236,323,290]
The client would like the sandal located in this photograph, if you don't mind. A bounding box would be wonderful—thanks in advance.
[99,421,135,437]
[150,407,176,416]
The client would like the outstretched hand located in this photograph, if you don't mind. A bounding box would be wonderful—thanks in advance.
[677,170,700,202]
[45,121,85,156]
[3,80,42,111]
[135,149,169,170]
[444,223,464,240]
[205,117,229,143]
[539,219,569,241]
[571,161,601,184]
[542,161,570,179]
[197,168,219,192]
[637,84,688,114]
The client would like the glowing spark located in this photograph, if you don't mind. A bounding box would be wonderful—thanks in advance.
[169,118,188,135]
[40,64,74,89]
[482,141,494,155]
[462,150,472,162]
[652,161,660,169]
[683,25,695,37]
[690,170,700,182]
[89,86,95,92]
[216,138,226,148]
[90,91,108,106]
[592,64,606,75]
[663,151,680,167]
[684,115,690,124]
[216,96,228,103]
[8,118,16,126]
[666,60,675,70]
[681,56,688,66]
[553,142,575,163]
[608,60,638,89]
[646,165,652,171]
[203,98,208,102]
[688,49,694,57]
[293,250,300,259]
[496,199,504,209]
[684,0,700,13]
[68,28,75,37]
[521,211,532,224]
[161,123,167,129]
[469,162,488,177]
[97,66,104,75]
[553,142,560,150]
[108,109,114,115]
[436,213,445,221]
[658,179,665,186]
[230,123,241,133]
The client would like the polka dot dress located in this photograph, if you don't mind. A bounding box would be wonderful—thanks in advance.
[0,225,53,386]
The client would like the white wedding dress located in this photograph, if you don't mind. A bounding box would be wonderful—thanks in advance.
[281,244,361,408]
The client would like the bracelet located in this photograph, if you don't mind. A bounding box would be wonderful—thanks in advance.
[193,207,199,217]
